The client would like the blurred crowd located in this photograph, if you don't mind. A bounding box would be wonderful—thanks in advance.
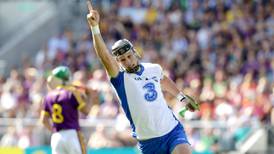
[0,0,273,153]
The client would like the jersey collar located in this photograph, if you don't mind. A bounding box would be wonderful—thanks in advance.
[134,64,144,76]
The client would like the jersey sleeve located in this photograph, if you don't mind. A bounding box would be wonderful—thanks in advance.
[41,97,50,117]
[71,90,86,110]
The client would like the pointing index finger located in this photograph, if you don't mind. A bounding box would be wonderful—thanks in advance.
[87,0,93,13]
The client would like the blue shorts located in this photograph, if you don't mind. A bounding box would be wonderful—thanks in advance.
[138,123,190,154]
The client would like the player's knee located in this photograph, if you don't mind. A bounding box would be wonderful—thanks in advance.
[172,143,192,154]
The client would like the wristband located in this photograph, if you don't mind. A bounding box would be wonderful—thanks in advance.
[176,92,186,102]
[91,25,100,35]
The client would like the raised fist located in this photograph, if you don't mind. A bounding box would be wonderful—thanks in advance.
[86,1,100,27]
[185,95,200,112]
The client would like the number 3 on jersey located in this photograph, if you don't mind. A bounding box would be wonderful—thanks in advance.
[52,104,64,123]
[143,82,158,102]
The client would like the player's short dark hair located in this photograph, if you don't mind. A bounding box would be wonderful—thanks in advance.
[111,39,133,56]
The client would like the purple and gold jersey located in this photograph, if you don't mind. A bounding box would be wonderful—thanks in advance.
[42,85,86,132]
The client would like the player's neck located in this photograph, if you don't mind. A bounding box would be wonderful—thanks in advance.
[125,64,140,73]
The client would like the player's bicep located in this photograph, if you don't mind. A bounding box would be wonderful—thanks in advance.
[160,74,181,97]
[160,75,169,92]
[40,110,50,125]
[101,55,120,78]
[93,35,120,77]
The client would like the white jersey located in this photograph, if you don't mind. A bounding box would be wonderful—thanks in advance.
[110,62,178,140]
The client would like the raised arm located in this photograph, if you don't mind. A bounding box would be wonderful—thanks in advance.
[86,1,120,77]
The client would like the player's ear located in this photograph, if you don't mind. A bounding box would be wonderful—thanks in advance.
[47,75,62,90]
[132,48,140,58]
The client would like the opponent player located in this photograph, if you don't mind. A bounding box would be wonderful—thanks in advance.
[40,66,98,154]
[86,2,199,154]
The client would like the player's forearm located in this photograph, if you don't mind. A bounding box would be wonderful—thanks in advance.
[80,90,99,115]
[44,123,53,132]
[87,3,119,77]
[41,118,53,132]
[91,30,119,77]
[161,76,188,105]
[81,103,92,115]
[92,33,112,64]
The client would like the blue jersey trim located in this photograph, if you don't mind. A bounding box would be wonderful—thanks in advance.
[110,71,137,137]
[168,106,180,125]
[134,64,144,76]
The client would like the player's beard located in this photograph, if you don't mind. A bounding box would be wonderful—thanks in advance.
[125,64,140,73]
